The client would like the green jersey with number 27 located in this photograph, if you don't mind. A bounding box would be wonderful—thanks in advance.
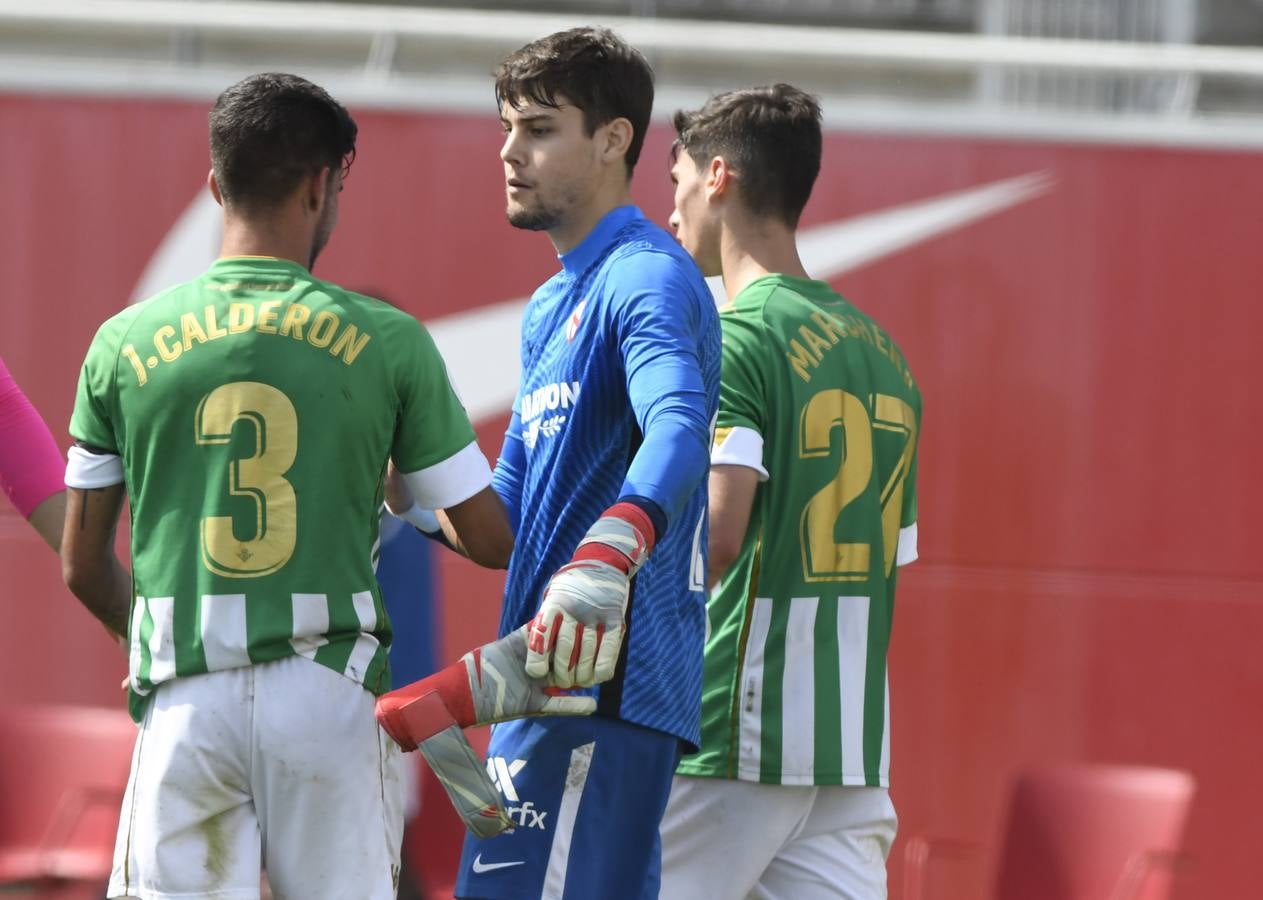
[678,274,922,788]
[70,257,485,721]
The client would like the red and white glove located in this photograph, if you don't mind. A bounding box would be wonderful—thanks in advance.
[375,625,594,752]
[375,626,595,837]
[526,501,656,689]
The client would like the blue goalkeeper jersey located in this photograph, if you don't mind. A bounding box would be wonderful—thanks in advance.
[492,205,720,747]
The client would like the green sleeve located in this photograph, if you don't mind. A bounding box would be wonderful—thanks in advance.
[902,448,919,528]
[716,311,771,438]
[902,392,922,528]
[391,318,477,472]
[68,319,124,452]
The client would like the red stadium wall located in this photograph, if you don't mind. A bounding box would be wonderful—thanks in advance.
[1,92,1260,899]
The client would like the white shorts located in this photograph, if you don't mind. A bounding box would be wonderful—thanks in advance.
[659,775,897,900]
[108,656,405,900]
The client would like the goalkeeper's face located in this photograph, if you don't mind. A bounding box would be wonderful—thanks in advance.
[499,98,605,237]
[668,145,721,277]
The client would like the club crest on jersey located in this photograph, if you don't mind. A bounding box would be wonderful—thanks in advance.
[564,299,588,342]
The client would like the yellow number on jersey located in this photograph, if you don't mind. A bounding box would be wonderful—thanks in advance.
[798,389,916,582]
[196,382,298,578]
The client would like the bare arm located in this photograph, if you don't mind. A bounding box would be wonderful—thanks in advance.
[61,485,132,638]
[438,486,514,569]
[387,463,514,569]
[707,464,761,589]
[26,489,67,552]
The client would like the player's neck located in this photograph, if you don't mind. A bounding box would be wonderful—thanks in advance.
[719,219,809,301]
[218,217,313,271]
[547,180,633,255]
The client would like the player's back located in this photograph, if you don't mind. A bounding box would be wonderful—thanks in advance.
[75,257,426,708]
[740,275,920,606]
[688,274,921,788]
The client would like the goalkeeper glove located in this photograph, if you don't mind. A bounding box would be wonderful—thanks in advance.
[415,725,513,838]
[525,500,657,689]
[375,624,594,751]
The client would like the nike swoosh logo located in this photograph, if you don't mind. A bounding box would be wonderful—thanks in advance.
[432,172,1052,419]
[707,170,1053,303]
[471,854,527,874]
[133,173,1052,424]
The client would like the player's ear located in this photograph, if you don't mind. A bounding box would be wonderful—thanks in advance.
[705,156,731,201]
[207,169,224,208]
[599,117,634,167]
[306,166,331,215]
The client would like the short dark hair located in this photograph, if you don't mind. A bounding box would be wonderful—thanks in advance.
[495,27,654,177]
[209,73,357,210]
[673,84,822,227]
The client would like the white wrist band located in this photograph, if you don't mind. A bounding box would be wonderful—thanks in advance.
[393,503,441,534]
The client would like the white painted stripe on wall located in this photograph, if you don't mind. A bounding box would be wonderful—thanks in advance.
[838,595,871,784]
[199,594,249,671]
[145,595,176,683]
[739,597,774,777]
[540,741,596,900]
[780,597,820,782]
[290,593,329,658]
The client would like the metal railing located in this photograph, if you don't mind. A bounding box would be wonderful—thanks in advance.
[2,0,1263,146]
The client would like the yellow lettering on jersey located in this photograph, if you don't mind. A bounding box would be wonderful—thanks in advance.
[307,311,339,349]
[154,325,182,362]
[330,324,372,366]
[854,317,878,348]
[787,338,819,383]
[121,344,148,387]
[279,303,311,340]
[228,303,254,333]
[810,311,844,345]
[888,342,904,374]
[799,325,831,361]
[204,305,228,340]
[256,300,282,334]
[872,327,888,357]
[181,311,209,351]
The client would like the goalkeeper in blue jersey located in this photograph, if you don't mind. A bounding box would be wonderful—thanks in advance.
[388,26,720,900]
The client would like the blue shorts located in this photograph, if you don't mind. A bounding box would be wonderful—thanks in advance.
[455,716,681,900]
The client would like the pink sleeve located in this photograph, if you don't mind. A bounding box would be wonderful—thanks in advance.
[0,356,66,518]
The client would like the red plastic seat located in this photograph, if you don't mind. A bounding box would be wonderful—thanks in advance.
[906,764,1196,900]
[0,705,136,891]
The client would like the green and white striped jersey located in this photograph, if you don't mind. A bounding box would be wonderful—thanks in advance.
[678,275,922,788]
[70,257,486,722]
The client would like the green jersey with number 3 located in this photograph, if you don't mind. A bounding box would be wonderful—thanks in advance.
[70,257,485,721]
[678,274,922,788]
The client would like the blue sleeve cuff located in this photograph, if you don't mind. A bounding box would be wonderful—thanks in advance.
[614,494,668,543]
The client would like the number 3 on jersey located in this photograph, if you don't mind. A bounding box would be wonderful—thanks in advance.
[196,382,298,578]
[799,389,916,582]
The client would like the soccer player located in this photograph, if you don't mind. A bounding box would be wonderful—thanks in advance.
[658,84,923,899]
[447,26,721,900]
[1,355,66,551]
[60,72,568,899]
